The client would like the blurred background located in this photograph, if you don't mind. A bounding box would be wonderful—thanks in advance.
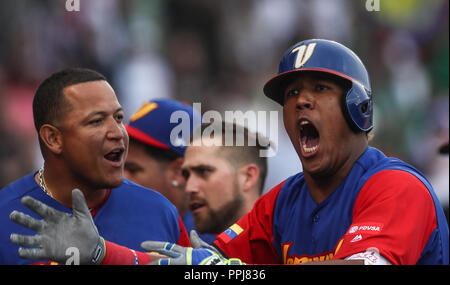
[0,0,448,219]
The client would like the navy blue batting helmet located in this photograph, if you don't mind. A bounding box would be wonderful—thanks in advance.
[263,39,373,132]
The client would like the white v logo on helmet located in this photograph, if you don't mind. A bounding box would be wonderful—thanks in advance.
[292,43,317,69]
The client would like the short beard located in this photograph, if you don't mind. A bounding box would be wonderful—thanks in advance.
[197,180,244,234]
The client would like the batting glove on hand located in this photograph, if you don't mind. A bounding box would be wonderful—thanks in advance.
[9,189,105,265]
[141,230,244,265]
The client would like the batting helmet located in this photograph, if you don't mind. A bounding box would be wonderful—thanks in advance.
[263,39,373,132]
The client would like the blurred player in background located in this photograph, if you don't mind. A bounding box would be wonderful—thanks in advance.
[124,98,215,243]
[3,68,190,264]
[183,121,269,236]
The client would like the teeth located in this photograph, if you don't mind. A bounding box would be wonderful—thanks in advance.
[300,120,309,126]
[302,145,318,153]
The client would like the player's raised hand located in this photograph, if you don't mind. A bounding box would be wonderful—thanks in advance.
[141,230,244,265]
[9,189,105,265]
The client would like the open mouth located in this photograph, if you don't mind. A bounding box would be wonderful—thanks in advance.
[189,201,206,213]
[104,148,125,164]
[299,119,320,156]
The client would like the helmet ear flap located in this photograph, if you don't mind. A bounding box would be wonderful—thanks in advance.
[360,101,369,113]
[342,83,373,133]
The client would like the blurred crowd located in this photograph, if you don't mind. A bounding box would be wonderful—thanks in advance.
[0,0,448,216]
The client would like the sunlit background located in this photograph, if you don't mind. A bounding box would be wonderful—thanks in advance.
[0,0,448,218]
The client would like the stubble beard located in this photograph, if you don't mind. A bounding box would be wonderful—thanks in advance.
[196,179,244,235]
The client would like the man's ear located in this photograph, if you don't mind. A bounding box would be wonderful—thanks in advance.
[239,164,260,192]
[39,124,63,155]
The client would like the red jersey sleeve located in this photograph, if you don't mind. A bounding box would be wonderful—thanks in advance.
[213,181,285,264]
[101,240,151,265]
[101,215,190,265]
[333,170,437,265]
[177,215,191,247]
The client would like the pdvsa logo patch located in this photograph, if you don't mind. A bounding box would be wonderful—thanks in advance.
[347,223,383,235]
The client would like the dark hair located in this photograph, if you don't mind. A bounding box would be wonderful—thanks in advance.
[33,67,106,132]
[191,121,269,195]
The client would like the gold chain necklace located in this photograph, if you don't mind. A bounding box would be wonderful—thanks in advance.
[38,166,53,198]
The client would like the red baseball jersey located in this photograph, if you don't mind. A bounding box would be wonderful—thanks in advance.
[214,147,449,265]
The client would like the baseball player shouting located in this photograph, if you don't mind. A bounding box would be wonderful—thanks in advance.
[204,39,449,265]
[2,68,190,265]
[9,40,449,265]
